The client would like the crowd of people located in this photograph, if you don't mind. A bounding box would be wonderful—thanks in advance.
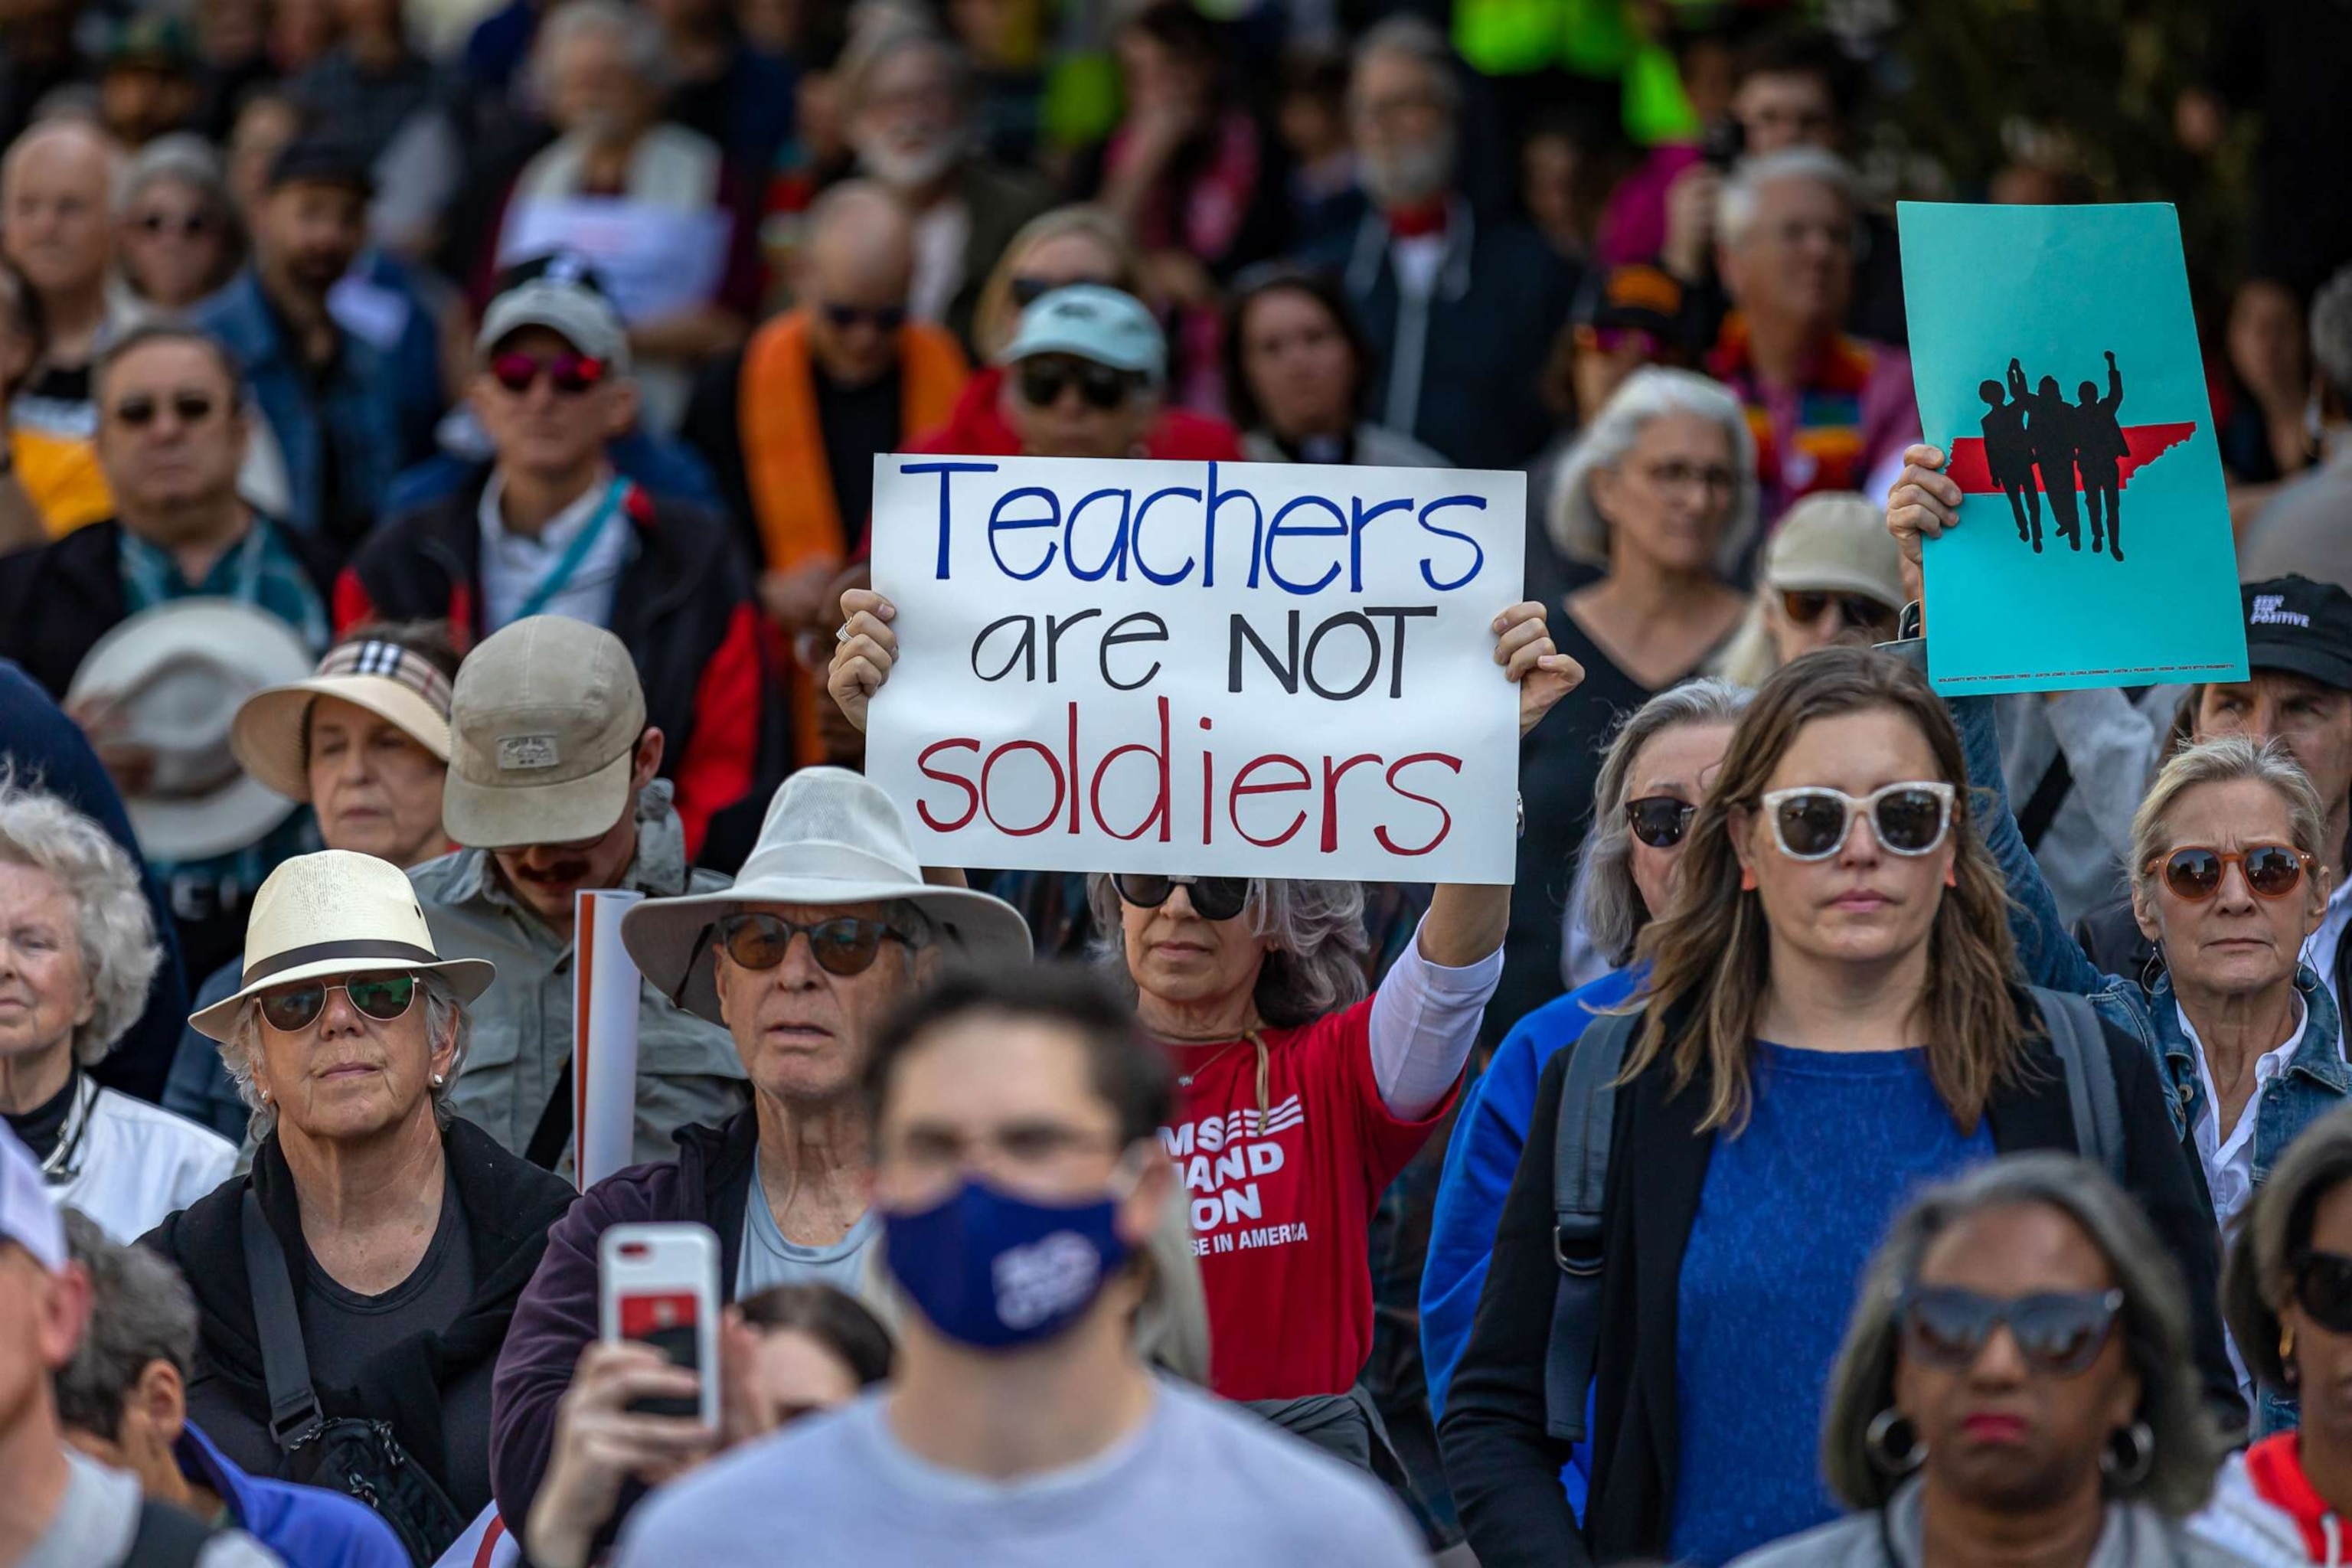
[2,0,2352,1563]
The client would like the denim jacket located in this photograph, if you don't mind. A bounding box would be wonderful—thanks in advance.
[1955,688,2347,1432]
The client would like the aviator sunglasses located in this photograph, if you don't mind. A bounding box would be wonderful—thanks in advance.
[1897,1284,2125,1378]
[1759,781,1955,861]
[489,350,609,396]
[1112,874,1250,923]
[257,973,419,1033]
[2149,844,2313,903]
[1779,590,1897,633]
[704,912,909,978]
[1019,358,1137,412]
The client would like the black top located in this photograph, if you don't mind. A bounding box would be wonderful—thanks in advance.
[812,361,901,551]
[1437,993,2237,1568]
[297,1178,495,1514]
[4,1069,77,1162]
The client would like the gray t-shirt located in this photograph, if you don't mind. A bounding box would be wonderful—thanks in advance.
[610,1379,1425,1566]
[298,1178,495,1514]
[24,1449,281,1568]
[737,1181,880,1298]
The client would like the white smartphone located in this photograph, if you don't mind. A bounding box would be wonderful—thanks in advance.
[598,1221,721,1427]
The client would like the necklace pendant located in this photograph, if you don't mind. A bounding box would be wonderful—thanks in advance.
[1177,1073,1194,1087]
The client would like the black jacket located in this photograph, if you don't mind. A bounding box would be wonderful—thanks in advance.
[335,470,780,867]
[142,1117,576,1516]
[0,516,338,706]
[1437,992,2235,1568]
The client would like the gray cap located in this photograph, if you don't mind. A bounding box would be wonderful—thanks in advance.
[995,284,1165,383]
[478,255,632,374]
[442,616,647,850]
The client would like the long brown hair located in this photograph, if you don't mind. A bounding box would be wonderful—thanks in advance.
[1628,646,2027,1133]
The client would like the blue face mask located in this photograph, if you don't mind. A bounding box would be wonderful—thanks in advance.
[882,1170,1138,1351]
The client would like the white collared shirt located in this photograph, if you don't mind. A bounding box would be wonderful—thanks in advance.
[2183,998,2307,1230]
[478,470,632,633]
[2300,875,2352,1015]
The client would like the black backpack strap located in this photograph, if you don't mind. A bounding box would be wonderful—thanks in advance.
[122,1496,217,1568]
[2031,987,2124,1184]
[2016,750,2073,854]
[240,1188,325,1451]
[524,1060,574,1171]
[1544,1008,1638,1442]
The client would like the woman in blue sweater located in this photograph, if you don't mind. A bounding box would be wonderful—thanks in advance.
[1421,677,1749,1429]
[1439,645,2234,1568]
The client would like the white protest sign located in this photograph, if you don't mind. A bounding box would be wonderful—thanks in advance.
[866,456,1526,883]
[572,887,645,1190]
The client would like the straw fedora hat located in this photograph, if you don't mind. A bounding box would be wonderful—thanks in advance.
[188,850,495,1040]
[622,767,1034,1022]
[66,599,315,862]
[231,635,456,803]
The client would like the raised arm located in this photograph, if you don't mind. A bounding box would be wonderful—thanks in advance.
[2008,358,2029,400]
[2102,350,2124,413]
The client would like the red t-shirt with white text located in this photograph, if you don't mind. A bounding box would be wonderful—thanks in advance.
[1161,998,1454,1400]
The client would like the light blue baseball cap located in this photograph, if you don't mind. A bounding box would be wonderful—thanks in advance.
[995,283,1167,384]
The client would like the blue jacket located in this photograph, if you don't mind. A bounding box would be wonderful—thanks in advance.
[178,1420,409,1568]
[194,270,408,549]
[1957,689,2348,1432]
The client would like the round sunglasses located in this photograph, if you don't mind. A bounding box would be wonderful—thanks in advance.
[2292,1249,2352,1334]
[488,350,608,396]
[1897,1284,2125,1378]
[2149,844,2312,903]
[257,973,419,1033]
[1758,782,1955,861]
[709,913,908,978]
[1111,874,1250,923]
[1626,795,1696,850]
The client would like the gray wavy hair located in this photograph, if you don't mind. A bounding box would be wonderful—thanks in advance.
[1084,874,1368,1028]
[221,975,471,1142]
[1547,368,1760,577]
[1719,145,1857,249]
[0,774,161,1067]
[54,1208,198,1441]
[2128,736,2328,910]
[529,0,675,104]
[1820,1153,2222,1519]
[1566,678,1753,971]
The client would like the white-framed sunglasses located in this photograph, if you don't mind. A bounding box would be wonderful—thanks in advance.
[1757,781,1956,862]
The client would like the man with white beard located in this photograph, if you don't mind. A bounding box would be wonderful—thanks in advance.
[1301,16,1574,472]
[837,20,1056,355]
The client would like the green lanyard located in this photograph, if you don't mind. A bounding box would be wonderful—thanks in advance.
[512,479,628,623]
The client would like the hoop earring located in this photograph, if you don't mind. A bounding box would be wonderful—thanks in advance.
[1865,1409,1923,1475]
[2100,1420,2154,1488]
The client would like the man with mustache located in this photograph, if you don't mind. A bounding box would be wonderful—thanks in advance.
[408,614,746,1172]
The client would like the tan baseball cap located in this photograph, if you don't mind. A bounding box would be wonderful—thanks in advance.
[441,616,646,851]
[1763,492,1905,612]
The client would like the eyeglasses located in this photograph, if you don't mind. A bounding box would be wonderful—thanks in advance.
[1111,874,1250,923]
[2292,1250,2352,1334]
[821,301,907,332]
[1898,1284,2125,1378]
[1638,459,1738,495]
[1019,358,1137,412]
[1625,795,1696,850]
[110,391,217,427]
[709,912,910,978]
[133,209,214,238]
[257,973,419,1033]
[1779,590,1897,632]
[488,350,608,396]
[2151,844,2313,903]
[1758,781,1955,861]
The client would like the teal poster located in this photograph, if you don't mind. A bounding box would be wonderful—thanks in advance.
[1900,201,2248,693]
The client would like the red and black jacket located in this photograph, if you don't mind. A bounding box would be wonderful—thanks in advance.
[334,469,776,864]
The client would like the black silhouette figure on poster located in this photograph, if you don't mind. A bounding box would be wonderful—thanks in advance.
[2074,351,2128,562]
[1980,361,2041,550]
[2025,371,2084,548]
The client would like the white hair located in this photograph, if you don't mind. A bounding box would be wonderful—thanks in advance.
[1547,367,1760,574]
[0,775,160,1067]
[222,976,470,1142]
[1717,145,1857,249]
[528,0,676,104]
[1349,15,1460,115]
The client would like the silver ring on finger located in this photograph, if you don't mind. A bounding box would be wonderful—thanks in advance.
[835,622,853,644]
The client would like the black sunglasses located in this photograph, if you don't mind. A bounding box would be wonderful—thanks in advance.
[1780,590,1897,631]
[1897,1284,2125,1378]
[2293,1250,2352,1334]
[1625,795,1696,850]
[1019,358,1136,412]
[707,912,909,978]
[135,209,214,237]
[1112,874,1250,923]
[1011,273,1101,309]
[111,391,217,427]
[822,301,909,332]
[257,973,419,1033]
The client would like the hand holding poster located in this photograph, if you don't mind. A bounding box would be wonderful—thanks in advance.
[864,456,1527,883]
[1899,201,2248,693]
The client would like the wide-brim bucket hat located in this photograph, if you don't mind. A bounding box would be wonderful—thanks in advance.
[230,635,456,803]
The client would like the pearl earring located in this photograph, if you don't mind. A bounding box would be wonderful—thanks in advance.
[431,1072,445,1086]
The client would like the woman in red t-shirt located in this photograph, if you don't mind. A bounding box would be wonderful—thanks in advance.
[828,585,1581,1456]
